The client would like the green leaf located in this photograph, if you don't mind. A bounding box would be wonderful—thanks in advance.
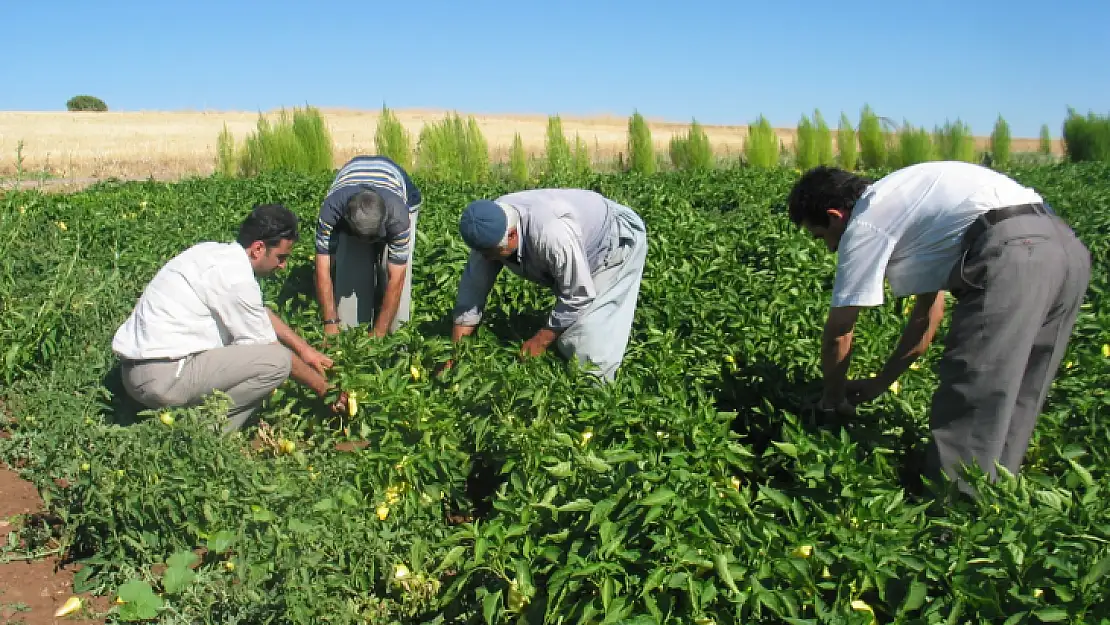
[901,580,927,612]
[116,580,163,621]
[639,488,676,507]
[545,461,573,477]
[435,546,468,574]
[206,530,235,553]
[1082,554,1110,589]
[166,549,199,570]
[581,453,612,473]
[162,566,196,594]
[483,589,502,625]
[558,498,594,513]
[772,441,798,458]
[1033,608,1069,622]
[714,554,740,595]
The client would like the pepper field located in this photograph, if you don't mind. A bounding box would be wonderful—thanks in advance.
[0,163,1108,624]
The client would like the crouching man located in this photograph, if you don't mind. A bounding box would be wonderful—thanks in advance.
[450,189,649,382]
[112,204,343,432]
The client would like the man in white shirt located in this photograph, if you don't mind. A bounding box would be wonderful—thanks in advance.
[447,189,649,382]
[113,204,341,432]
[786,161,1091,497]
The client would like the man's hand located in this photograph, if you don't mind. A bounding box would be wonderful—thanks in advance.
[299,345,334,376]
[846,376,888,405]
[434,359,455,377]
[521,328,559,358]
[323,322,341,337]
[808,394,857,418]
[330,390,350,415]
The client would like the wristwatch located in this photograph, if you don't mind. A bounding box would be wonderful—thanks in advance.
[323,318,341,325]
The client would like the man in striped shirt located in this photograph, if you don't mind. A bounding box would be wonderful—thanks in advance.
[314,155,423,337]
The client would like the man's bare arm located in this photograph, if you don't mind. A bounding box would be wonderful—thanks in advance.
[314,254,340,332]
[876,291,946,385]
[821,305,861,404]
[372,262,408,337]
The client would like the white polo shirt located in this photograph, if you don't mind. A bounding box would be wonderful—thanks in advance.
[112,242,278,361]
[831,161,1045,308]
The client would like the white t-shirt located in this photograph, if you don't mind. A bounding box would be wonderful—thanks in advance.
[831,161,1045,308]
[112,242,278,361]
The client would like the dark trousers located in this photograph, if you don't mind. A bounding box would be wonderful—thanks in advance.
[927,205,1092,496]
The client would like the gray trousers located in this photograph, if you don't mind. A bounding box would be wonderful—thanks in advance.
[927,209,1091,496]
[333,210,418,333]
[120,343,293,433]
[554,202,648,382]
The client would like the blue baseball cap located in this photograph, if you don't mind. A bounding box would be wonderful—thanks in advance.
[459,199,507,249]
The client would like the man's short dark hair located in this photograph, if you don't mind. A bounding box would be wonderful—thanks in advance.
[237,203,300,248]
[346,189,387,238]
[786,166,873,228]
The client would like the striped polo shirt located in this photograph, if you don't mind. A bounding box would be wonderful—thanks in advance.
[315,155,423,264]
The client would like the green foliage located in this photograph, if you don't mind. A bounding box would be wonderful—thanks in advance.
[544,115,572,179]
[374,105,414,172]
[814,110,834,166]
[837,113,859,171]
[1,162,1109,624]
[216,123,236,177]
[743,115,779,168]
[235,106,335,177]
[627,111,656,174]
[858,104,886,169]
[572,133,592,177]
[668,119,714,172]
[509,133,529,186]
[1062,108,1110,163]
[794,114,818,171]
[1040,124,1054,155]
[991,115,1012,168]
[66,95,107,112]
[892,120,935,168]
[415,112,489,183]
[932,119,976,163]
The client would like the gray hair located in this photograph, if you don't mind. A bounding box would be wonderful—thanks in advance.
[346,190,387,238]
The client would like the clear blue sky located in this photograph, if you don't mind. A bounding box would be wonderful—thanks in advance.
[3,0,1107,138]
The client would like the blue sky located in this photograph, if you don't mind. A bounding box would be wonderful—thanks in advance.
[2,0,1106,138]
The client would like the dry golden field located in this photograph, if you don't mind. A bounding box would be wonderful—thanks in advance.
[0,108,1057,184]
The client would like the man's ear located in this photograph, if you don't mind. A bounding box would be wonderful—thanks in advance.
[825,208,846,226]
[507,227,519,246]
[246,240,266,260]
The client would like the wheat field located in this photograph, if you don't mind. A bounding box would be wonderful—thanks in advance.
[0,108,1056,183]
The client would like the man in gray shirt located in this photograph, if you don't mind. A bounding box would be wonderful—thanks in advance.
[449,189,649,381]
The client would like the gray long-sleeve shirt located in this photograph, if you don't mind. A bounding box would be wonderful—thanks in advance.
[452,189,618,332]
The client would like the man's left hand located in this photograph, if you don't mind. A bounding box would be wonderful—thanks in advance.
[521,337,549,358]
[846,376,888,405]
[300,346,334,375]
[521,328,558,358]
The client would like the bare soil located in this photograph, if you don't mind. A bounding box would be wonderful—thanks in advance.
[0,465,109,625]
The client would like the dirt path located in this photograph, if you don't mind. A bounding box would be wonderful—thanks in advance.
[0,463,108,624]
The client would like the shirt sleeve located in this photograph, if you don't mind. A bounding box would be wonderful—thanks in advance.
[831,220,897,308]
[538,220,597,331]
[207,277,278,345]
[386,211,413,266]
[399,166,422,209]
[452,250,503,326]
[315,192,346,255]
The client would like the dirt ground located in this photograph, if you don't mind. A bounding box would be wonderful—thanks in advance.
[0,464,108,625]
[0,108,1055,184]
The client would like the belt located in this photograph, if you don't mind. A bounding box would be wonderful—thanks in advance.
[961,202,1048,252]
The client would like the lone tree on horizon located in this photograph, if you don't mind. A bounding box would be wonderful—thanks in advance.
[67,95,108,112]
